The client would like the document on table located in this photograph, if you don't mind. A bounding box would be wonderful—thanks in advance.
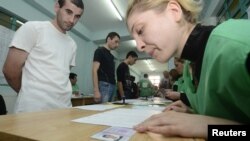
[91,127,135,141]
[72,108,161,128]
[74,104,124,111]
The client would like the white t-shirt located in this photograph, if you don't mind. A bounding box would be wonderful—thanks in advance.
[10,21,77,113]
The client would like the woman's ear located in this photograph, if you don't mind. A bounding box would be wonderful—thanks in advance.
[165,0,183,22]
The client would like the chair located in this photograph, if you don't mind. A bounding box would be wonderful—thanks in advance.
[0,95,7,115]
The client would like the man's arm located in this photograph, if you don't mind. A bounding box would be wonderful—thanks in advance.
[2,47,28,93]
[116,65,125,99]
[117,81,124,98]
[92,61,101,102]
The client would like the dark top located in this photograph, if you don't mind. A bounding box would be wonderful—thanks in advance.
[93,47,115,84]
[246,52,250,74]
[179,24,215,106]
[0,95,7,115]
[116,62,131,91]
[181,24,215,89]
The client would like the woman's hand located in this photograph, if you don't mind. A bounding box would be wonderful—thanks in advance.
[165,91,180,101]
[164,100,193,113]
[134,111,240,139]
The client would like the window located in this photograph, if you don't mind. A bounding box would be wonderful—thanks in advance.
[148,75,160,87]
[217,0,250,22]
[0,7,26,31]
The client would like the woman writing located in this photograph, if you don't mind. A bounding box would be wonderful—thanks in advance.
[126,0,250,138]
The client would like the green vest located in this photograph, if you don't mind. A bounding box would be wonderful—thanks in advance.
[72,84,79,94]
[139,79,153,97]
[176,76,185,92]
[184,19,250,123]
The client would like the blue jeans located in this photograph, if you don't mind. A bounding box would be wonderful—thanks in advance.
[99,81,115,103]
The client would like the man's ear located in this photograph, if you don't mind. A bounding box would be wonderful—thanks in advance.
[54,1,60,13]
[165,0,183,22]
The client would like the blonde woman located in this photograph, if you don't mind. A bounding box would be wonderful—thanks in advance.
[126,0,250,138]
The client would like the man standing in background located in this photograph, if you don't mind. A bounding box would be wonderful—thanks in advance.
[69,72,80,96]
[138,73,154,98]
[159,70,171,89]
[92,32,120,103]
[3,0,84,113]
[116,51,138,99]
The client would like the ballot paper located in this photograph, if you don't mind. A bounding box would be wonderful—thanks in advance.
[72,108,161,128]
[91,127,135,141]
[74,104,124,111]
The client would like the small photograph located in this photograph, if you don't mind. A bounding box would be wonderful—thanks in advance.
[92,132,123,141]
[91,127,135,141]
[101,133,122,141]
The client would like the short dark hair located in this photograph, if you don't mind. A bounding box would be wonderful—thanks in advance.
[105,32,120,43]
[126,51,138,59]
[169,69,180,81]
[69,73,77,79]
[144,73,148,78]
[130,75,135,81]
[58,0,84,9]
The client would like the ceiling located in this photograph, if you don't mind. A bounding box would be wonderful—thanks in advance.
[80,0,223,75]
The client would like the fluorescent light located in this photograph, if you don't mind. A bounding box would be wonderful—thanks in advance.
[107,0,123,21]
[131,40,136,47]
[145,60,155,71]
[16,20,24,25]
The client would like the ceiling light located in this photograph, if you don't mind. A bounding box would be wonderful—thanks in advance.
[131,40,136,47]
[145,60,155,71]
[16,20,24,25]
[107,0,123,21]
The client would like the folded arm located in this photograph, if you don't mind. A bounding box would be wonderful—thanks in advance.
[2,47,28,93]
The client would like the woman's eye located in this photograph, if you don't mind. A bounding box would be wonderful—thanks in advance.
[138,30,142,35]
[137,29,143,35]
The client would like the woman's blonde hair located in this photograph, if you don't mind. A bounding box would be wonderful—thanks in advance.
[126,0,203,24]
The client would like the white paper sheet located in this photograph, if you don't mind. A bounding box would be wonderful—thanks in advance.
[74,104,124,111]
[72,108,161,128]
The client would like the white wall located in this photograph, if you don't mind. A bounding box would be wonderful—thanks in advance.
[0,86,17,114]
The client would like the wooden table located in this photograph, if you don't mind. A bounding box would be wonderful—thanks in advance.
[71,96,95,106]
[0,107,205,141]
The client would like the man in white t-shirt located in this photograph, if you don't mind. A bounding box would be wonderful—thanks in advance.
[2,0,84,113]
